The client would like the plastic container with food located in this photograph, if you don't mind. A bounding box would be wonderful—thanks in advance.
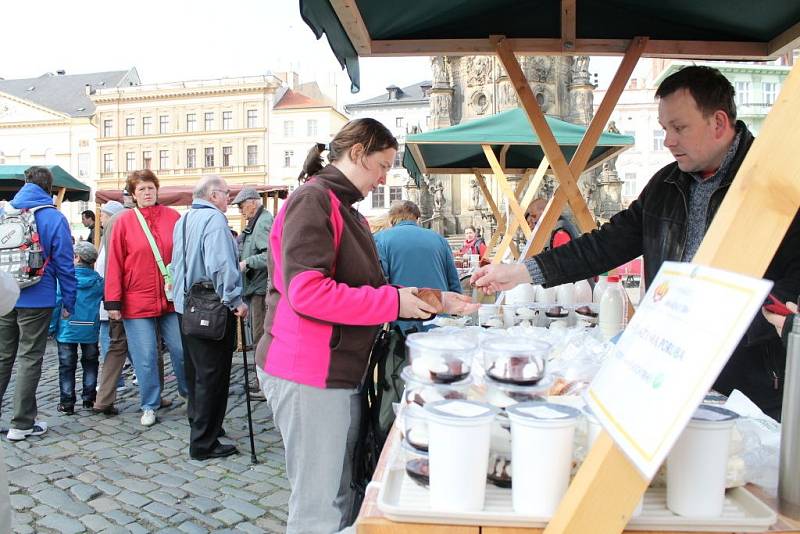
[407,331,477,383]
[482,336,550,385]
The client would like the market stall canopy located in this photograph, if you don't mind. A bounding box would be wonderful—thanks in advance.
[95,184,288,206]
[300,0,800,91]
[0,164,91,202]
[402,108,634,184]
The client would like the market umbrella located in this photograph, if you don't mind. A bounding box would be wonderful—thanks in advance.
[0,164,91,202]
[402,108,634,185]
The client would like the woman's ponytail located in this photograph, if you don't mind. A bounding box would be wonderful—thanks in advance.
[297,143,326,183]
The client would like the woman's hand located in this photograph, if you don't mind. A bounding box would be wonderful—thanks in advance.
[442,292,480,316]
[108,310,122,321]
[470,263,531,294]
[398,287,437,319]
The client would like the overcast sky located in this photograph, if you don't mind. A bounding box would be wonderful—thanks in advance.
[0,0,634,107]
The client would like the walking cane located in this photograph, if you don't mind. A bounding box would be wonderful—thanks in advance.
[239,319,258,464]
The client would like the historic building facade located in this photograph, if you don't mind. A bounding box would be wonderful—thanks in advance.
[91,75,283,197]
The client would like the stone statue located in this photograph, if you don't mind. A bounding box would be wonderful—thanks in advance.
[431,180,445,213]
[500,81,517,107]
[434,94,451,117]
[470,178,482,210]
[572,56,591,85]
[432,56,449,86]
[607,120,620,134]
[468,56,491,87]
[404,176,420,206]
[526,57,554,83]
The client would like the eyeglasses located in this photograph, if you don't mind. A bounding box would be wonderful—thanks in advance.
[212,189,231,197]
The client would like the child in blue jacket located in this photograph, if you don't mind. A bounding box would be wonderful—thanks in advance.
[51,241,104,414]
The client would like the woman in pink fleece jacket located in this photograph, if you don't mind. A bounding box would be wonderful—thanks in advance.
[256,119,476,534]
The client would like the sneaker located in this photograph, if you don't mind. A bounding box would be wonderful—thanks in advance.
[140,409,157,427]
[7,421,48,441]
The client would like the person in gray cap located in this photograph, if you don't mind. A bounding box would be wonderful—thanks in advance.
[233,187,273,392]
[100,201,124,230]
[51,241,104,415]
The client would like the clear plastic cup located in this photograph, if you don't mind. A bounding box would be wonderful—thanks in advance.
[482,336,550,386]
[406,331,477,384]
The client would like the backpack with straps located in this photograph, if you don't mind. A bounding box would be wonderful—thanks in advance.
[0,206,50,288]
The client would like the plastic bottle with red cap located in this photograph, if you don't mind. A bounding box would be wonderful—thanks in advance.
[599,274,626,340]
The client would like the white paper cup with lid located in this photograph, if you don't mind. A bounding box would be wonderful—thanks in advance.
[667,404,739,518]
[424,399,499,512]
[506,401,581,517]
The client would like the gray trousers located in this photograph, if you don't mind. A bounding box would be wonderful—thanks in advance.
[262,374,362,534]
[0,307,52,430]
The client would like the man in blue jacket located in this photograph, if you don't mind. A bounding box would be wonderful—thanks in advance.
[0,166,77,441]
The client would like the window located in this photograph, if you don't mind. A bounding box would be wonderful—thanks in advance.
[396,117,403,127]
[186,113,197,132]
[103,153,113,173]
[735,81,751,105]
[142,117,152,135]
[205,147,214,167]
[389,186,403,202]
[371,185,386,208]
[623,173,637,197]
[204,112,214,131]
[125,118,135,136]
[222,111,232,130]
[283,150,293,168]
[763,82,779,106]
[393,150,404,168]
[159,115,169,134]
[159,150,169,169]
[186,148,196,169]
[247,109,258,128]
[307,119,318,137]
[126,152,135,171]
[653,129,665,151]
[247,145,258,166]
[103,120,112,137]
[142,151,152,169]
[283,120,294,137]
[222,146,232,167]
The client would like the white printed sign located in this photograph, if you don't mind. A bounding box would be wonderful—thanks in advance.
[585,261,772,478]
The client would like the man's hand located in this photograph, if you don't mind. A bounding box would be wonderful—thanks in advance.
[62,309,71,319]
[108,310,121,321]
[239,260,247,272]
[398,287,437,319]
[470,263,532,294]
[234,302,249,318]
[762,301,798,335]
[441,292,480,316]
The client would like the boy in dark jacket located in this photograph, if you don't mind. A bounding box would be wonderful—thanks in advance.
[52,241,104,414]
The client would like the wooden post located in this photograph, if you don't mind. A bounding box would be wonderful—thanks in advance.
[272,193,279,215]
[545,52,800,534]
[94,202,102,249]
[55,187,66,209]
[482,145,532,239]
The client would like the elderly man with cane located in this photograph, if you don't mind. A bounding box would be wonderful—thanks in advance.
[171,175,248,460]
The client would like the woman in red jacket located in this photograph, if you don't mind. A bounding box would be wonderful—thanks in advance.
[104,170,187,428]
[256,119,478,534]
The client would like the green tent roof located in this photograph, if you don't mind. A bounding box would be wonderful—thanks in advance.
[402,108,634,184]
[300,0,800,91]
[0,165,91,202]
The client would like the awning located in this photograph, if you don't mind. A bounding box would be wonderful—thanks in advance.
[301,0,800,91]
[403,108,634,184]
[95,184,289,207]
[0,164,91,202]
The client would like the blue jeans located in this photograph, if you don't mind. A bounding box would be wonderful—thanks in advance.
[99,321,125,388]
[123,313,187,411]
[57,342,99,405]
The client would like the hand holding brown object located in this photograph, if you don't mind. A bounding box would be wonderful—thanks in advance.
[417,288,444,313]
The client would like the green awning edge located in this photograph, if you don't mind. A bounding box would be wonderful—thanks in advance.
[0,165,91,202]
[300,0,361,92]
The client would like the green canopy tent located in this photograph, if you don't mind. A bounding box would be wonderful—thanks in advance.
[402,108,634,183]
[0,164,91,205]
[403,108,633,261]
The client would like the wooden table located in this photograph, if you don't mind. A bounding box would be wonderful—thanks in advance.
[355,427,800,534]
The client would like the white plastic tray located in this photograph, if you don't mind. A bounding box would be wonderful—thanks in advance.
[377,466,777,531]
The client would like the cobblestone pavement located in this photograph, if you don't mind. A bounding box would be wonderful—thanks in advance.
[2,341,290,533]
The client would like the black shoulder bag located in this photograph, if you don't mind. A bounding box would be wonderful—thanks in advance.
[180,211,229,341]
